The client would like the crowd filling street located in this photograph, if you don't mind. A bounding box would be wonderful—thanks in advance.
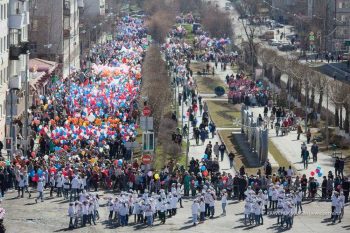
[0,10,349,233]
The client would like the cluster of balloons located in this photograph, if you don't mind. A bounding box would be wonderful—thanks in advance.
[310,165,323,177]
[33,17,149,153]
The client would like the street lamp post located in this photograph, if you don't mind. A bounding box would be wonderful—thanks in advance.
[305,80,308,133]
[326,82,329,149]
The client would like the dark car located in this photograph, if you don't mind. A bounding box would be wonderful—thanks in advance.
[238,14,249,19]
[277,44,296,51]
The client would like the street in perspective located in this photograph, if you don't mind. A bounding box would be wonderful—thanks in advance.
[0,0,349,232]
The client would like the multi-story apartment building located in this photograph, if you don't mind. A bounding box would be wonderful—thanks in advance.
[0,0,9,142]
[7,0,31,153]
[29,0,80,77]
[331,0,350,52]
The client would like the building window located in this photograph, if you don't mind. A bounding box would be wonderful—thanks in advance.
[1,5,3,21]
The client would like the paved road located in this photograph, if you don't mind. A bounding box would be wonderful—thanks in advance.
[249,107,337,176]
[2,188,350,233]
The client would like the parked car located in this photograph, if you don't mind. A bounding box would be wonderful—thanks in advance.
[277,44,296,51]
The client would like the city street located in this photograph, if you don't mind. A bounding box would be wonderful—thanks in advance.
[0,0,349,233]
[2,189,350,233]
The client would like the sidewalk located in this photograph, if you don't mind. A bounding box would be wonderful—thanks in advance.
[177,63,238,173]
[249,107,336,176]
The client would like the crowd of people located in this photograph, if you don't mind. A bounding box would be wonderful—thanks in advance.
[0,12,348,232]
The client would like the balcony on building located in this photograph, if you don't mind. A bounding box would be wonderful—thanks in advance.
[9,12,29,29]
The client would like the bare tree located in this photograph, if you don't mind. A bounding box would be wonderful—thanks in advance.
[140,45,172,133]
[200,5,233,39]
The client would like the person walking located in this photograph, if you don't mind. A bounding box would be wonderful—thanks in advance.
[228,151,235,168]
[213,142,220,160]
[35,177,45,203]
[302,149,309,169]
[221,190,227,216]
[191,199,200,226]
[297,125,302,140]
[306,129,311,144]
[311,141,319,162]
[68,202,76,229]
[218,143,226,162]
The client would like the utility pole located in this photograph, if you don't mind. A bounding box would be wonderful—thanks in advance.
[305,80,308,133]
[326,82,329,149]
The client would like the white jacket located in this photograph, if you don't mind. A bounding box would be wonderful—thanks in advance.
[191,202,200,215]
[71,177,80,189]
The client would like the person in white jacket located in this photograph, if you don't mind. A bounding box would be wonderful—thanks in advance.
[74,201,82,228]
[221,190,227,216]
[63,176,70,200]
[254,200,263,225]
[171,194,178,216]
[17,173,24,198]
[82,201,89,227]
[331,191,338,219]
[159,200,167,224]
[68,202,76,229]
[35,177,45,203]
[244,199,252,225]
[145,204,153,226]
[119,201,128,226]
[191,199,200,226]
[70,175,80,201]
[56,174,63,197]
[209,192,216,218]
[176,184,183,208]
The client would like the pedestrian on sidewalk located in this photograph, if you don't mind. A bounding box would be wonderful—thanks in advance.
[302,149,309,169]
[200,128,207,145]
[275,121,280,136]
[228,151,235,168]
[203,102,208,113]
[306,129,311,144]
[221,190,227,216]
[35,176,45,203]
[297,125,302,140]
[213,142,220,160]
[219,143,226,162]
[209,122,216,138]
[68,202,76,229]
[191,199,200,226]
[311,141,318,162]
